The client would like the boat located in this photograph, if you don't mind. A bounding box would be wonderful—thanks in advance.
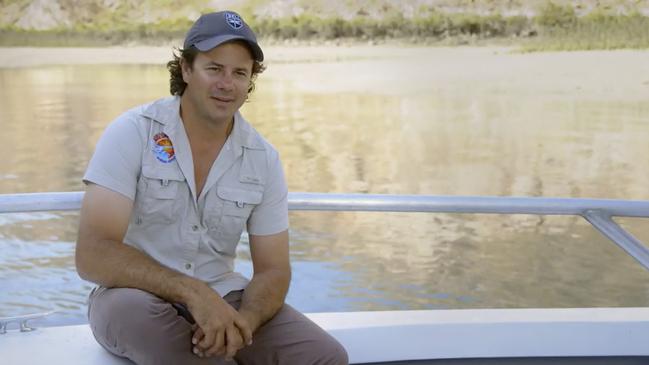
[2,192,649,364]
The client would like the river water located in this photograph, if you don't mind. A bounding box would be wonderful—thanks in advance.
[1,46,649,327]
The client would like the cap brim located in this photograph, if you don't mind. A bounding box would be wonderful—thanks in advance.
[194,35,264,62]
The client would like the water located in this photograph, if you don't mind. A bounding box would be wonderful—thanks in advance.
[1,46,649,327]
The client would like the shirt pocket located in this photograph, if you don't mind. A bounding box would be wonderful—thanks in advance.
[135,165,186,225]
[212,186,263,249]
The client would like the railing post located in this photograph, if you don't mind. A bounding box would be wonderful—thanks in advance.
[583,210,649,271]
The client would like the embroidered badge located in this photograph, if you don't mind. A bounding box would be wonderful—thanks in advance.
[225,12,243,29]
[153,132,175,163]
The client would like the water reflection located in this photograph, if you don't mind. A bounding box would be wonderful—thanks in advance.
[1,49,649,326]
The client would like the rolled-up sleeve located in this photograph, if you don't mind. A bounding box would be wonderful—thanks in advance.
[82,115,144,201]
[247,149,289,236]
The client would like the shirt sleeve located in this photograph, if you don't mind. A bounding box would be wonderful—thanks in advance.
[247,148,289,236]
[82,114,144,201]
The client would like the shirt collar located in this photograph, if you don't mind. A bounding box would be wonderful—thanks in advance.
[141,96,265,151]
[140,96,181,127]
[231,110,265,151]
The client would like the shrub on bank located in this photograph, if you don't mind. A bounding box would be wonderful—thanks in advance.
[251,12,530,42]
[523,11,649,51]
[535,2,577,30]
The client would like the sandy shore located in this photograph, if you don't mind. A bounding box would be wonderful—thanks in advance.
[0,46,175,67]
[0,45,433,68]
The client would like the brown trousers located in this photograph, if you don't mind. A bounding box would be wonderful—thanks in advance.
[88,287,348,365]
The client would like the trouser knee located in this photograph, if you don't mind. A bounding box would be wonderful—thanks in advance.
[296,334,349,365]
[319,338,349,365]
[88,287,199,364]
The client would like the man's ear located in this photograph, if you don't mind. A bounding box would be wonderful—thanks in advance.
[180,58,191,83]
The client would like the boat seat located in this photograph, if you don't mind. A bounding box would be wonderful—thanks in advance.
[4,309,649,364]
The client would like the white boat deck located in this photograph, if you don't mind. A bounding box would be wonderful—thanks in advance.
[373,358,649,364]
[4,308,649,364]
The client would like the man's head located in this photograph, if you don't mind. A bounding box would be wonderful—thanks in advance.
[184,11,263,62]
[167,11,265,97]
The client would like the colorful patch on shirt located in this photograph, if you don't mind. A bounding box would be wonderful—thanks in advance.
[153,132,175,163]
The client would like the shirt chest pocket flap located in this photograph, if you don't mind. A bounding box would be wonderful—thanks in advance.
[137,165,186,223]
[217,186,263,217]
[215,186,262,241]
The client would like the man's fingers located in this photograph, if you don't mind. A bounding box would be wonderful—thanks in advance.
[193,326,208,357]
[205,330,225,357]
[224,325,243,359]
[198,327,216,350]
[192,326,204,346]
[234,316,253,345]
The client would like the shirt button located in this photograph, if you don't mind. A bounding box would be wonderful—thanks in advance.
[185,263,192,270]
[192,225,199,231]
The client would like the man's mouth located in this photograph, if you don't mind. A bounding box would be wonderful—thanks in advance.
[211,96,234,103]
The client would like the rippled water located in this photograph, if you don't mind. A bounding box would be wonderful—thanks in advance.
[1,47,649,327]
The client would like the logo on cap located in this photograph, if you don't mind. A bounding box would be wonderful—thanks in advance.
[225,12,243,29]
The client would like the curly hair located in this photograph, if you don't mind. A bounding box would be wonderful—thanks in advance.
[167,43,266,97]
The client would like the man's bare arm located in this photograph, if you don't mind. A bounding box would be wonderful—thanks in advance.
[75,183,201,300]
[75,183,251,357]
[238,230,291,332]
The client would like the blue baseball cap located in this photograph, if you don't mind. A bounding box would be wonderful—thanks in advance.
[183,11,264,62]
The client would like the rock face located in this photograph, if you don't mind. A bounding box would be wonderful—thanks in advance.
[1,0,207,30]
[2,0,649,30]
[15,0,70,30]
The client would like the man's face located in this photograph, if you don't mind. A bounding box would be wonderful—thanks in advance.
[181,41,254,125]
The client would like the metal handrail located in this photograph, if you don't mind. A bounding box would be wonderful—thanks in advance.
[1,192,648,270]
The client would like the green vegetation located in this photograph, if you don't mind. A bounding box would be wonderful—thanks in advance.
[524,6,649,51]
[1,1,648,50]
[0,19,194,47]
[250,12,531,42]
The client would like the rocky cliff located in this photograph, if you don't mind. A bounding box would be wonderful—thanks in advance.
[3,0,648,31]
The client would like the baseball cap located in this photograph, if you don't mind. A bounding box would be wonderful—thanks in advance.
[183,11,264,62]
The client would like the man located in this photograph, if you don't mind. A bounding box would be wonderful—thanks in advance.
[75,11,348,365]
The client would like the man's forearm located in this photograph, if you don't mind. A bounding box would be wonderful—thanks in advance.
[238,268,291,332]
[76,185,209,306]
[76,238,204,305]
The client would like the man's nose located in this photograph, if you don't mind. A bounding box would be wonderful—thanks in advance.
[215,72,234,90]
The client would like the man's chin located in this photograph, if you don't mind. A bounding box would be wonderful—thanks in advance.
[208,109,235,124]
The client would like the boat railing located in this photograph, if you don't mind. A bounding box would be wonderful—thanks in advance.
[1,191,648,273]
[3,191,649,360]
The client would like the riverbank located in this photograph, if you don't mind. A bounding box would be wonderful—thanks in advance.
[2,2,649,51]
[2,46,649,103]
[0,44,413,68]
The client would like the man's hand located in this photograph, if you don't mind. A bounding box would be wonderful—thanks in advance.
[77,184,252,359]
[238,308,262,334]
[187,284,253,359]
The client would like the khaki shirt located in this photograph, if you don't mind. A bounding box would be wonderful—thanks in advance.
[83,96,289,296]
